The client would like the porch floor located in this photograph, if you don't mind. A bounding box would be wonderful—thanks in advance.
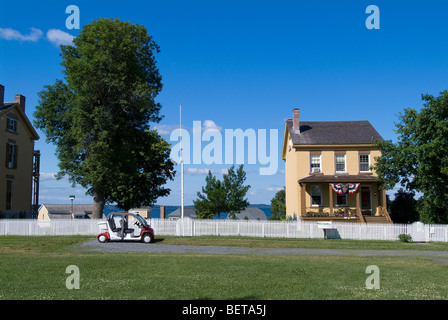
[301,215,392,224]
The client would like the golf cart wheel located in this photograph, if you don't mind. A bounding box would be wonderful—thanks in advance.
[97,235,107,243]
[142,233,153,244]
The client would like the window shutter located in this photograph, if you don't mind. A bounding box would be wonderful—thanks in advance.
[5,143,9,168]
[13,145,18,169]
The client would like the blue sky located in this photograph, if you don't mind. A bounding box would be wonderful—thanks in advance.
[1,1,448,205]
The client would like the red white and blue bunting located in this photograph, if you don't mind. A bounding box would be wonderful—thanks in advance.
[330,183,360,195]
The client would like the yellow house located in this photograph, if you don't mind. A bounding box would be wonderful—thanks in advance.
[0,85,40,218]
[282,108,392,223]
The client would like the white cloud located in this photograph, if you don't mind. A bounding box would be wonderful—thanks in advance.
[202,120,222,132]
[186,168,210,175]
[0,27,75,46]
[46,29,74,46]
[0,27,43,42]
[155,120,222,136]
[153,124,180,136]
[39,172,58,181]
[265,187,284,192]
[186,167,228,175]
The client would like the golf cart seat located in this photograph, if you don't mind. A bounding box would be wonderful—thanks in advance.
[124,228,134,234]
[108,218,122,232]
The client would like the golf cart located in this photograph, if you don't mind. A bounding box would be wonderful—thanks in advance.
[97,211,155,243]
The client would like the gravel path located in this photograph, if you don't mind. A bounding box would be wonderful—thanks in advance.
[80,240,448,261]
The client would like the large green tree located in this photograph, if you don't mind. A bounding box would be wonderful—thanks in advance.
[373,91,448,223]
[389,188,419,224]
[194,165,250,219]
[34,18,175,218]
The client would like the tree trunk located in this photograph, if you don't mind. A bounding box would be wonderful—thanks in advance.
[92,189,105,219]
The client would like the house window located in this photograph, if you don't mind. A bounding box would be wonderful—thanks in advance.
[359,154,370,172]
[336,194,347,206]
[5,143,17,169]
[310,154,321,173]
[7,118,17,133]
[310,185,322,206]
[335,154,346,172]
[6,180,13,210]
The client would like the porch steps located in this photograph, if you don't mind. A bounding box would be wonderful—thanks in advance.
[363,216,391,224]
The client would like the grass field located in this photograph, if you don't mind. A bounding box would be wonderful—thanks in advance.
[1,235,448,300]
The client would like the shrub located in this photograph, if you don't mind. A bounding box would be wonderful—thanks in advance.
[398,233,412,243]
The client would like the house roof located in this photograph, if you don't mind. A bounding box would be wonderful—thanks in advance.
[167,207,267,220]
[0,103,39,140]
[167,207,197,219]
[0,103,16,110]
[234,207,267,220]
[298,174,378,183]
[39,204,93,219]
[286,120,384,146]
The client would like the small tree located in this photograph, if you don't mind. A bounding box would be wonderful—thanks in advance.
[194,171,227,219]
[269,188,286,220]
[194,165,250,219]
[223,165,250,219]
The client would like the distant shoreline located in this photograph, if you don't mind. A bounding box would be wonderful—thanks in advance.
[104,204,272,219]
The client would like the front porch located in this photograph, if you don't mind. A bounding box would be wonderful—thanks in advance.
[298,175,393,224]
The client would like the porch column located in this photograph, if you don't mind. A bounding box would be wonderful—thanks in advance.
[356,189,361,216]
[328,184,334,216]
[382,188,387,211]
[300,183,306,217]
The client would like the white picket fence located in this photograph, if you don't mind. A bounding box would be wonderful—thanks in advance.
[1,218,448,242]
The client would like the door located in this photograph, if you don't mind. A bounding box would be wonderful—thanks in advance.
[361,186,372,215]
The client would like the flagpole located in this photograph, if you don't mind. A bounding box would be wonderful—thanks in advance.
[180,105,184,220]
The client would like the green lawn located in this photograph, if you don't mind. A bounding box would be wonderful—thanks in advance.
[1,236,448,300]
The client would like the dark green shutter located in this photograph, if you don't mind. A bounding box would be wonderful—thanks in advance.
[13,145,18,169]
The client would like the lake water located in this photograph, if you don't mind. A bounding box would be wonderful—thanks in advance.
[104,205,272,219]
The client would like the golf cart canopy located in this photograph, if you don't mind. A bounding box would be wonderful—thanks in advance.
[108,212,148,224]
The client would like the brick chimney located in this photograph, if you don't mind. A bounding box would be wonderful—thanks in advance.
[160,205,166,220]
[15,94,26,113]
[0,84,4,106]
[292,108,300,133]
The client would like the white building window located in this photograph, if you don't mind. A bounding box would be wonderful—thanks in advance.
[7,118,17,133]
[6,143,17,169]
[310,185,322,206]
[310,154,321,173]
[359,154,370,172]
[335,154,346,172]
